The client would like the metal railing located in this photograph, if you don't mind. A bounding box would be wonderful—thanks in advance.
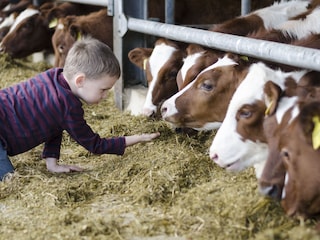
[127,17,320,71]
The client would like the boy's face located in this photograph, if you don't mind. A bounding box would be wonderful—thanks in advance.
[76,74,118,104]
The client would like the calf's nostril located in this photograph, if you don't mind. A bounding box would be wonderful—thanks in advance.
[267,185,281,200]
[161,106,167,115]
[259,185,280,200]
[211,153,218,162]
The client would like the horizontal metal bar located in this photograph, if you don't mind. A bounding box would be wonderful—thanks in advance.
[127,17,320,72]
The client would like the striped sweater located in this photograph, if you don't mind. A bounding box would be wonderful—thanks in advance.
[0,68,126,159]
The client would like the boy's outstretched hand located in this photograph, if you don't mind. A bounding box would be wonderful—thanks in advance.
[46,157,84,173]
[125,132,160,147]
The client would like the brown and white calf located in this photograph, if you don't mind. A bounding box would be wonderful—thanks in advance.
[258,71,320,201]
[278,100,320,219]
[247,6,320,44]
[51,8,112,68]
[209,62,307,178]
[0,6,44,58]
[210,0,311,36]
[260,87,320,218]
[128,38,186,117]
[161,53,252,131]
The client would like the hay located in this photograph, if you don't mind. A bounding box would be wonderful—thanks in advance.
[0,54,318,239]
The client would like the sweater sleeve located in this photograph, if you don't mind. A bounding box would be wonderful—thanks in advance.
[42,133,63,159]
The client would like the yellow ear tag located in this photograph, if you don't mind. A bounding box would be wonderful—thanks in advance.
[143,58,148,71]
[240,55,249,61]
[265,100,273,116]
[77,31,82,41]
[49,18,57,28]
[312,116,320,150]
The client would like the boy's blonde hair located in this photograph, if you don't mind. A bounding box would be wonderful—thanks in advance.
[63,37,120,80]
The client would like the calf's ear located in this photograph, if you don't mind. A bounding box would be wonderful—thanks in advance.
[128,48,153,69]
[263,81,282,116]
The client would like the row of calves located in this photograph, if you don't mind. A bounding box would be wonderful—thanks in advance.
[128,0,320,222]
[1,0,320,225]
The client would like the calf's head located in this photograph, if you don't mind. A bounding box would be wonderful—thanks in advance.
[280,101,320,219]
[161,54,249,131]
[128,38,185,117]
[51,16,77,67]
[259,71,320,200]
[209,63,306,178]
[0,8,53,58]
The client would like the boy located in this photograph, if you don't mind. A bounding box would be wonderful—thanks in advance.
[0,37,160,180]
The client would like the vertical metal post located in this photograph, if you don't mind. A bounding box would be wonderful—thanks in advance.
[165,0,175,24]
[113,0,124,110]
[143,0,148,19]
[113,0,149,111]
[241,0,251,15]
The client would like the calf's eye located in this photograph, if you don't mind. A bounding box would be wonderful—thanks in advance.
[239,110,252,118]
[200,82,213,91]
[281,148,290,166]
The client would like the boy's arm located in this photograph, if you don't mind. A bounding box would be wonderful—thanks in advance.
[42,133,63,159]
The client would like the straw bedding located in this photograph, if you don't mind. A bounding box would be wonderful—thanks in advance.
[0,55,318,239]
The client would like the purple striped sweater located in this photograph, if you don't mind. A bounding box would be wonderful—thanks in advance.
[0,68,126,159]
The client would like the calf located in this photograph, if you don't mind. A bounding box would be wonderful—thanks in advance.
[209,62,307,178]
[128,38,186,117]
[0,6,45,58]
[279,100,320,219]
[247,6,320,44]
[210,0,311,36]
[147,0,274,25]
[161,53,251,131]
[259,71,320,201]
[51,8,112,67]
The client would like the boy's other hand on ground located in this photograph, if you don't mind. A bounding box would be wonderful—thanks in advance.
[46,157,84,173]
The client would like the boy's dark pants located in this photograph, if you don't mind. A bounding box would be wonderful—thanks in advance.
[0,143,14,180]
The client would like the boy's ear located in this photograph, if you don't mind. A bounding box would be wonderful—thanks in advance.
[75,74,85,88]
